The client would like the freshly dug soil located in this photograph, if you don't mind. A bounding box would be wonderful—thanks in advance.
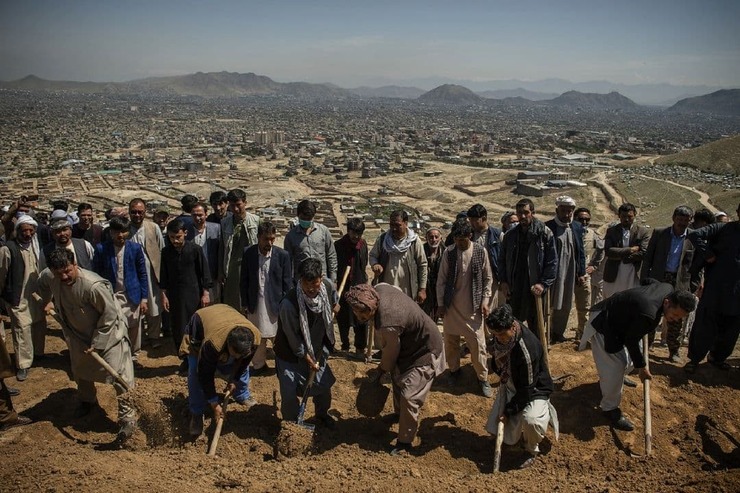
[1,321,739,492]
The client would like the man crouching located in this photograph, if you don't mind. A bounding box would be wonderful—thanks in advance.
[38,248,136,443]
[181,304,261,437]
[484,304,559,469]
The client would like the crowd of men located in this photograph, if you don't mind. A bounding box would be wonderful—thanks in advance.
[0,190,737,469]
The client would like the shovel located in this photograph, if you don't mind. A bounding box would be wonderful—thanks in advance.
[535,295,550,369]
[296,369,317,430]
[642,334,652,456]
[492,383,507,473]
[208,390,231,456]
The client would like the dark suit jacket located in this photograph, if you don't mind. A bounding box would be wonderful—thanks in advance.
[640,226,700,292]
[591,280,672,368]
[602,223,651,283]
[240,245,292,316]
[187,222,221,282]
[545,219,587,278]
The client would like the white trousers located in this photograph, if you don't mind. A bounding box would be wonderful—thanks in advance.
[485,381,559,454]
[587,323,635,412]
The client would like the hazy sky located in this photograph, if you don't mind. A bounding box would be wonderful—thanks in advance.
[1,0,738,88]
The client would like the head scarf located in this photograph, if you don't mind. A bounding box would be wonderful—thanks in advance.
[345,284,380,313]
[296,281,333,361]
[382,227,418,254]
[493,321,522,384]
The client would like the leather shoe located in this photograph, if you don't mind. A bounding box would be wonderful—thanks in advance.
[16,368,28,382]
[668,352,682,364]
[684,361,698,374]
[189,414,204,436]
[623,376,638,388]
[613,415,635,431]
[8,386,20,397]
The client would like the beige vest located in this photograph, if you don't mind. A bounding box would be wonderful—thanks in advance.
[180,304,261,356]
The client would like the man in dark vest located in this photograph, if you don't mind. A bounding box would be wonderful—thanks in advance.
[180,303,260,437]
[346,283,445,455]
[0,215,47,381]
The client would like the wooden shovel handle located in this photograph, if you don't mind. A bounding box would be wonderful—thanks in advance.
[208,390,232,457]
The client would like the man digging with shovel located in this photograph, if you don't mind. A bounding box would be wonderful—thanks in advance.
[38,248,137,444]
[348,283,445,456]
[580,281,696,431]
[274,258,339,429]
[485,304,558,470]
[180,304,261,437]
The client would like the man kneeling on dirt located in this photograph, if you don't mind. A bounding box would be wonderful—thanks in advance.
[180,304,261,437]
[485,304,558,469]
[38,248,137,443]
[274,258,338,428]
[346,283,445,455]
[580,281,696,431]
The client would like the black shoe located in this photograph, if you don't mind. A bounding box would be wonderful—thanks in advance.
[371,350,382,361]
[250,365,270,376]
[16,368,28,382]
[684,361,698,374]
[317,414,336,430]
[604,409,634,431]
[73,402,99,419]
[623,376,638,388]
[390,441,412,456]
[8,386,20,397]
[177,359,189,376]
[709,360,732,371]
[383,412,400,424]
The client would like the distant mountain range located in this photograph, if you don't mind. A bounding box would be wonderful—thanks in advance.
[1,72,739,115]
[0,72,349,99]
[665,89,740,117]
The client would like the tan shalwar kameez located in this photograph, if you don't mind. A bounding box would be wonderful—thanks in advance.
[375,283,445,445]
[38,268,135,421]
[436,245,492,381]
[0,243,47,370]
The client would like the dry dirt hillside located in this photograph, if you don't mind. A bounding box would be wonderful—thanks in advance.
[1,316,739,492]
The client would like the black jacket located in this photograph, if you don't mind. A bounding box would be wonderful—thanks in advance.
[240,245,292,316]
[590,280,672,368]
[491,324,553,417]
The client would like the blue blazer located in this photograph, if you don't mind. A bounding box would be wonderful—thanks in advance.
[187,221,221,281]
[240,245,292,316]
[93,240,149,305]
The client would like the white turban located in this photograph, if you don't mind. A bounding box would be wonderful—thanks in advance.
[15,214,38,230]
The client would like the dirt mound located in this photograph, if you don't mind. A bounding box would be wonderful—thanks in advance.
[2,325,740,492]
[274,421,316,459]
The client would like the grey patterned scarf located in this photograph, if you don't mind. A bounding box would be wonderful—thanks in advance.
[296,281,333,361]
